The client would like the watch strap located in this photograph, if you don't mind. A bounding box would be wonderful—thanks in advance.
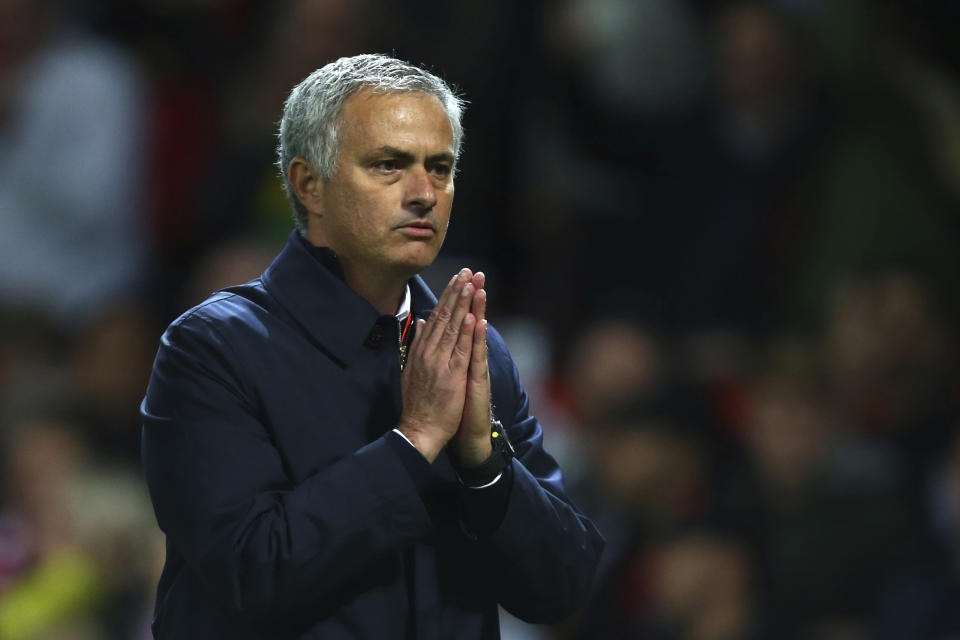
[454,419,515,487]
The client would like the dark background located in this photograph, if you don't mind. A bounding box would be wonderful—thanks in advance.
[1,0,959,638]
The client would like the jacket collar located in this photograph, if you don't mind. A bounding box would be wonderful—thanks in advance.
[262,231,437,366]
[410,272,438,318]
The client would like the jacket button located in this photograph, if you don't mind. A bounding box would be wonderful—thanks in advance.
[365,325,384,348]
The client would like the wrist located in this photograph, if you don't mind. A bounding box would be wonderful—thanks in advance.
[396,422,445,463]
[454,438,493,469]
[452,418,515,487]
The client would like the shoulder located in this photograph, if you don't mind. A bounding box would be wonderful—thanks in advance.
[151,281,277,398]
[164,279,276,346]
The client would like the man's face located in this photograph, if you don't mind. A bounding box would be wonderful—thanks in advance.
[309,90,455,280]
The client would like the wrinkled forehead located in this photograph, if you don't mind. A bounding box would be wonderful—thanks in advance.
[337,87,448,124]
[335,89,454,151]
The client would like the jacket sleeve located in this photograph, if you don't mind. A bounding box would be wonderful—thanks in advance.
[477,328,605,623]
[140,313,432,620]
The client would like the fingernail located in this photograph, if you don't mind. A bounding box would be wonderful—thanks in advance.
[458,269,469,281]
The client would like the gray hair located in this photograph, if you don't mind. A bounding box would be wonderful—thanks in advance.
[276,54,466,233]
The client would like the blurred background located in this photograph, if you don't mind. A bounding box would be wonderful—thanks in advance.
[0,0,958,638]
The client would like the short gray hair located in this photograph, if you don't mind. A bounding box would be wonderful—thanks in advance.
[276,54,466,233]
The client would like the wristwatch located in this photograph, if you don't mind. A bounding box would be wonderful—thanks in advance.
[456,418,515,487]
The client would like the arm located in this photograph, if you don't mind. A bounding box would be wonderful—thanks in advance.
[480,331,605,623]
[446,277,604,623]
[141,315,432,620]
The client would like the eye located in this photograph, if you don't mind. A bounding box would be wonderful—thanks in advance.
[372,159,398,173]
[430,164,452,178]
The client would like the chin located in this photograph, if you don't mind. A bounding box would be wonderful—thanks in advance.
[393,244,440,273]
[398,257,435,277]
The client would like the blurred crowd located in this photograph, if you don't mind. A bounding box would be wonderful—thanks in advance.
[0,0,958,638]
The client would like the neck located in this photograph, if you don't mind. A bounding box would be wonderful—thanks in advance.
[305,228,407,315]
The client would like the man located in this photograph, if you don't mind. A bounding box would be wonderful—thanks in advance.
[141,54,603,639]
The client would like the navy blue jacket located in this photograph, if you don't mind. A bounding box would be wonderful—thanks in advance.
[141,232,604,638]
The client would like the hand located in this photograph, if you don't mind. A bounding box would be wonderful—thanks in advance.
[452,272,493,467]
[398,268,477,462]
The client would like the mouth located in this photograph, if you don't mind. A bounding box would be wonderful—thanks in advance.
[397,221,435,237]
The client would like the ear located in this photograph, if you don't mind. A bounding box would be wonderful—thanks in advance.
[288,158,324,217]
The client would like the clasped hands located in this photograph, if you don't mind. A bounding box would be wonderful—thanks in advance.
[398,268,492,467]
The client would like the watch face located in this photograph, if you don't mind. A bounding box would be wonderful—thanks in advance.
[491,423,515,458]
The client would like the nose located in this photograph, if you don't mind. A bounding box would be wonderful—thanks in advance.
[403,168,437,215]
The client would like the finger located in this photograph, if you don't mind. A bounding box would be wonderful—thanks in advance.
[422,272,459,343]
[426,273,462,335]
[471,271,485,292]
[471,287,486,325]
[423,269,470,348]
[468,318,489,384]
[406,318,427,358]
[450,312,475,371]
[434,281,474,357]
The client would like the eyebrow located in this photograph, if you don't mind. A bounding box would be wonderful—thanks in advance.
[372,146,455,165]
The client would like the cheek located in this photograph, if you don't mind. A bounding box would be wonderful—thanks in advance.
[436,190,455,233]
[331,186,382,241]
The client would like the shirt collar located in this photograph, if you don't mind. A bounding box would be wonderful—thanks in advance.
[396,285,411,321]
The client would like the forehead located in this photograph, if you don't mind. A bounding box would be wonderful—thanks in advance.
[336,90,454,153]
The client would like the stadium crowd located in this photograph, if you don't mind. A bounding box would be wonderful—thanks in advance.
[0,0,958,638]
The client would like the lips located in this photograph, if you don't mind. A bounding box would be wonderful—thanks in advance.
[399,221,434,231]
[397,221,435,238]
